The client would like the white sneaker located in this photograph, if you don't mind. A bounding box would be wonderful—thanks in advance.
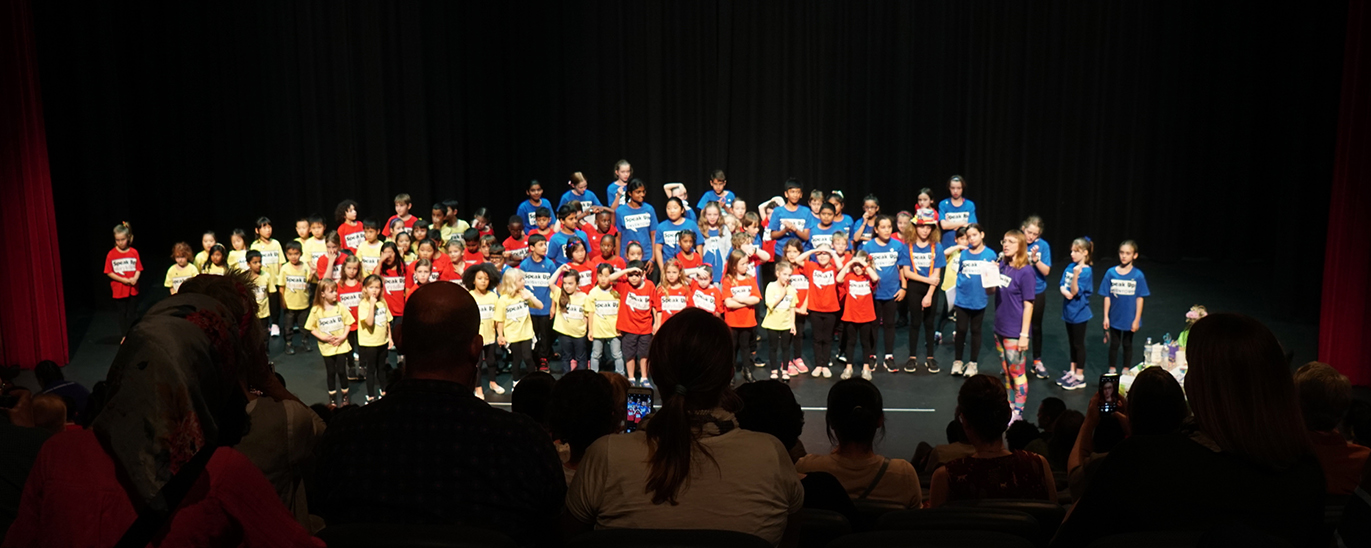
[841,367,853,380]
[822,367,832,378]
[951,360,965,376]
[964,362,979,376]
[811,365,823,378]
[861,367,873,381]
[781,372,790,381]
[270,324,281,337]
[512,380,520,389]
[770,371,779,380]
[490,383,507,395]
[475,389,485,401]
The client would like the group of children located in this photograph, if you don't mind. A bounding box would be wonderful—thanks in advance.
[103,163,1151,417]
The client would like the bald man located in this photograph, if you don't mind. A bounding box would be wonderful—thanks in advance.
[314,283,565,547]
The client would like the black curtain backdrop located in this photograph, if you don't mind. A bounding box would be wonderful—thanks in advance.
[35,1,1345,321]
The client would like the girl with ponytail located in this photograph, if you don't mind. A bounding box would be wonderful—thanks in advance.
[796,378,923,508]
[565,308,804,546]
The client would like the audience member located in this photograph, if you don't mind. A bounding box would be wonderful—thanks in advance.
[236,384,328,532]
[566,308,803,546]
[928,374,1057,507]
[314,283,565,547]
[1046,410,1083,472]
[1053,314,1325,547]
[549,370,619,485]
[34,360,89,425]
[796,378,922,508]
[1006,420,1040,452]
[514,370,557,431]
[600,371,631,431]
[1294,361,1369,495]
[0,387,50,539]
[4,287,321,547]
[28,394,68,434]
[1067,367,1188,502]
[923,419,976,474]
[737,380,857,522]
[1024,397,1065,455]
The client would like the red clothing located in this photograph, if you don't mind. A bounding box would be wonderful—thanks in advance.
[414,254,457,283]
[566,261,596,293]
[655,284,691,322]
[806,262,841,313]
[615,280,656,335]
[314,253,344,282]
[1308,430,1371,495]
[382,214,418,238]
[531,226,555,242]
[689,281,724,315]
[581,222,618,254]
[380,264,407,317]
[338,280,364,331]
[721,275,760,328]
[840,272,876,323]
[788,262,810,312]
[104,247,142,299]
[5,430,322,548]
[591,255,627,273]
[476,224,494,238]
[337,221,365,252]
[461,249,486,271]
[675,252,705,278]
[503,236,530,263]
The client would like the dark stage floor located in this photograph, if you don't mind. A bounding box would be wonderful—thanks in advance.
[41,258,1318,461]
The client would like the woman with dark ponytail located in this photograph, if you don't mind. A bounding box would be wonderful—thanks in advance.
[796,379,922,508]
[565,308,804,546]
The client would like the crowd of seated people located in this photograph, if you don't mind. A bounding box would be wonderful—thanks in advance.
[1,270,1368,547]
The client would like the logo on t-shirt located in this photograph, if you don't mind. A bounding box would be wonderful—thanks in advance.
[507,246,529,262]
[961,260,984,279]
[260,250,281,266]
[848,279,871,297]
[360,256,379,273]
[780,218,807,231]
[565,303,586,320]
[526,211,539,226]
[285,275,307,292]
[112,257,137,274]
[730,285,753,299]
[870,250,897,269]
[705,235,726,255]
[789,274,809,291]
[999,274,1013,288]
[340,291,361,309]
[384,276,405,292]
[692,291,716,311]
[663,230,681,248]
[524,271,551,288]
[624,212,652,231]
[661,295,687,313]
[373,303,389,325]
[626,292,651,311]
[253,285,267,301]
[310,251,325,263]
[1111,279,1137,296]
[580,201,594,212]
[911,252,933,270]
[505,300,529,322]
[344,231,365,250]
[172,276,191,292]
[318,314,344,334]
[478,303,495,320]
[594,298,619,317]
[811,269,835,288]
[945,211,970,223]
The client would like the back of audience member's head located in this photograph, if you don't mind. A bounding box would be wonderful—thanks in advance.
[1128,366,1190,436]
[512,372,556,429]
[31,394,66,433]
[1006,420,1040,452]
[645,308,739,505]
[549,371,619,465]
[826,378,885,452]
[736,380,805,455]
[945,419,968,445]
[600,371,631,431]
[1293,361,1352,433]
[1037,397,1066,432]
[1186,313,1311,470]
[957,375,1011,445]
[402,283,481,383]
[1093,413,1126,453]
[3,386,34,427]
[34,360,64,389]
[1048,410,1085,471]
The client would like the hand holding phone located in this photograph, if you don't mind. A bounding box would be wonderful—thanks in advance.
[1098,374,1120,414]
[624,386,654,433]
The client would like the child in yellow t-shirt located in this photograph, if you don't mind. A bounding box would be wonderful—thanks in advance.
[279,241,314,355]
[494,268,544,390]
[761,260,801,380]
[228,229,250,272]
[164,242,199,295]
[586,263,625,375]
[251,218,284,337]
[245,251,275,357]
[357,275,393,402]
[551,267,589,371]
[194,231,216,271]
[201,244,230,275]
[307,279,355,405]
[464,263,503,400]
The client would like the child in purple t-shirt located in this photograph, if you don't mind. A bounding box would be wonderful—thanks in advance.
[992,229,1038,422]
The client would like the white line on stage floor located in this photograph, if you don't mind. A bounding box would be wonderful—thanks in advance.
[488,402,935,413]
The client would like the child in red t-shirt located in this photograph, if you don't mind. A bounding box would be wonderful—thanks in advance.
[654,260,691,332]
[105,222,142,337]
[614,261,656,387]
[722,249,762,382]
[581,210,619,254]
[781,240,812,375]
[460,228,486,272]
[590,233,627,274]
[689,264,724,317]
[382,193,418,238]
[674,231,705,280]
[563,240,597,294]
[377,242,408,336]
[335,199,365,252]
[802,247,844,378]
[502,216,530,264]
[838,250,880,380]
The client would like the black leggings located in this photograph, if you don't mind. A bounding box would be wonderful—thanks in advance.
[1030,291,1046,360]
[1108,328,1135,371]
[480,344,498,384]
[358,345,389,398]
[531,315,553,362]
[909,282,937,359]
[767,328,793,373]
[790,313,807,365]
[731,326,756,372]
[323,353,348,395]
[347,331,360,376]
[844,321,876,368]
[281,308,311,348]
[114,295,139,337]
[1065,321,1088,372]
[954,306,986,362]
[875,299,898,357]
[508,339,536,381]
[268,294,281,327]
[810,311,838,368]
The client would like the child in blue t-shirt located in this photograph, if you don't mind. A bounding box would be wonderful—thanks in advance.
[938,175,977,248]
[697,170,736,210]
[1022,215,1052,378]
[1058,237,1095,390]
[951,223,996,377]
[1100,240,1150,374]
[654,197,702,276]
[615,179,659,273]
[516,180,551,231]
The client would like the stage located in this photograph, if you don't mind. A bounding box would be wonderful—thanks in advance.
[45,257,1318,461]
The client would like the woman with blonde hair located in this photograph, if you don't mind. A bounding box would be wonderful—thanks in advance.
[992,229,1036,422]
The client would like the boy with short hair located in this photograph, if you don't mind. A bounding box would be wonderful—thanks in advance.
[520,234,558,371]
[614,260,656,387]
[502,216,529,263]
[488,244,508,274]
[303,215,328,264]
[279,241,314,355]
[548,205,590,266]
[246,251,275,355]
[531,207,556,241]
[383,193,417,237]
[356,219,384,274]
[697,169,736,210]
[461,228,486,270]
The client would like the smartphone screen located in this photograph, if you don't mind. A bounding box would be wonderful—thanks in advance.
[624,387,654,433]
[1098,373,1121,414]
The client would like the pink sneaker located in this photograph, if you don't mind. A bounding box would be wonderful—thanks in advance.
[568,359,578,371]
[787,364,799,376]
[792,358,809,374]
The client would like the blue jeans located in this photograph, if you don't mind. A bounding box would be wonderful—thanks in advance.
[590,337,625,374]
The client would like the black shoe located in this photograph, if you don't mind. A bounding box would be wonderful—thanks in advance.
[304,344,314,353]
[285,345,295,356]
[903,357,918,373]
[884,355,898,373]
[895,318,909,329]
[926,358,941,374]
[742,368,755,383]
[836,352,847,364]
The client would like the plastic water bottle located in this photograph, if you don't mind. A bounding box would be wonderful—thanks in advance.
[1146,337,1152,346]
[1163,333,1171,346]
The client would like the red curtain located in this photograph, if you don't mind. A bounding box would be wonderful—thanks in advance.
[1320,0,1371,386]
[0,0,68,368]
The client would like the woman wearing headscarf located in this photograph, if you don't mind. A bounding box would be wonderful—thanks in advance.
[4,273,321,547]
